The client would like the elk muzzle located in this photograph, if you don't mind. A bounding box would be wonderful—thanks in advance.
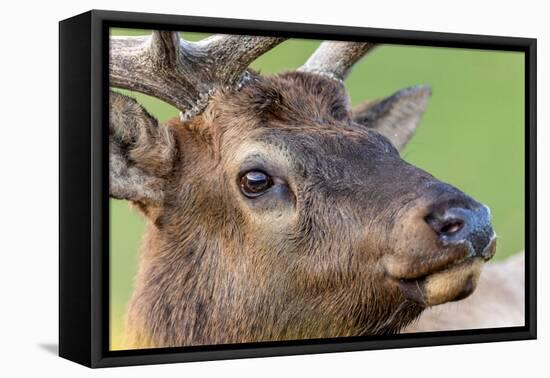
[383,189,496,307]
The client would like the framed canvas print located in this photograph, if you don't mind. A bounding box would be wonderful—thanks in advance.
[59,10,536,368]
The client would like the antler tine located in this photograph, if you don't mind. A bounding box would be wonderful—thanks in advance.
[149,31,181,66]
[299,41,376,82]
[110,31,286,120]
[197,35,285,84]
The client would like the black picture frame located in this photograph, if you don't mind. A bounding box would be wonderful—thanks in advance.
[59,9,537,368]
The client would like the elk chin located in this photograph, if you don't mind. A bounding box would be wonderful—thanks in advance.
[397,257,484,306]
[384,237,496,307]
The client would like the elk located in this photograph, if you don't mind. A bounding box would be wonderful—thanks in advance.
[109,31,497,349]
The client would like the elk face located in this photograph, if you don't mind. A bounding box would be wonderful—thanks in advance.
[109,33,496,345]
[199,72,495,329]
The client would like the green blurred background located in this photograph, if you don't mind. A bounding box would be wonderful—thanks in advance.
[110,28,525,350]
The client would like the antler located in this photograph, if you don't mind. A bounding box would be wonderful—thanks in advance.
[299,41,376,82]
[110,31,286,120]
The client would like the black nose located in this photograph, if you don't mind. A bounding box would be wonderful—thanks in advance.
[425,205,494,259]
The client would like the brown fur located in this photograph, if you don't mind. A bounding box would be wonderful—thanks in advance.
[110,72,492,349]
[404,252,524,332]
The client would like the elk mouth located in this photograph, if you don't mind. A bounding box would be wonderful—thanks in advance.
[385,239,497,307]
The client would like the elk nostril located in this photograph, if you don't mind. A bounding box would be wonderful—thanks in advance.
[438,219,464,236]
[425,212,466,238]
[424,205,494,258]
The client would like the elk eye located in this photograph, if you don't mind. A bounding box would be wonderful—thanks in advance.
[240,171,273,197]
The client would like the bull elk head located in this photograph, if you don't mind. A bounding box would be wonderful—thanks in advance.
[109,31,496,348]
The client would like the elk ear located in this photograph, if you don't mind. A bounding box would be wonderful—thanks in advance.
[109,91,176,205]
[352,85,431,151]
